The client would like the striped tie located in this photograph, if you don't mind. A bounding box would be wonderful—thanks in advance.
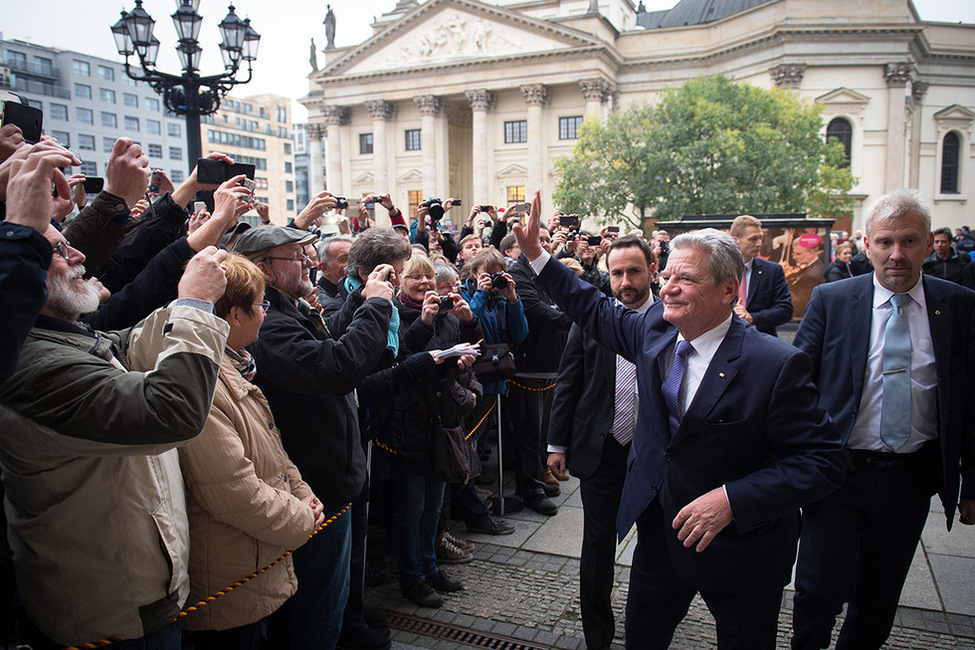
[611,356,638,446]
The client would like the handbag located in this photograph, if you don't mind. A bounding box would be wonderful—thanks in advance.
[431,421,473,484]
[472,343,517,383]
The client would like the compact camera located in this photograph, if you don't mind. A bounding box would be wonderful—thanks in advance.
[438,295,454,310]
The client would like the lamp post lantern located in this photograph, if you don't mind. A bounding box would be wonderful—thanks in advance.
[111,0,260,166]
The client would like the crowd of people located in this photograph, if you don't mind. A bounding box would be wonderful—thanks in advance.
[0,110,973,650]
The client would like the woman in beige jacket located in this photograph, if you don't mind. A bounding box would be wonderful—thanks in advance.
[179,253,324,649]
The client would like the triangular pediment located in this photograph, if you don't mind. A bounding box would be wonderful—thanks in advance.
[934,104,975,121]
[322,0,602,77]
[398,168,424,183]
[496,164,527,179]
[352,171,375,185]
[815,87,871,105]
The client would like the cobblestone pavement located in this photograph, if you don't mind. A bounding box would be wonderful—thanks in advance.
[363,541,975,649]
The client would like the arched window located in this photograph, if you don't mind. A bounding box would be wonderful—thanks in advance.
[826,118,852,168]
[941,132,960,194]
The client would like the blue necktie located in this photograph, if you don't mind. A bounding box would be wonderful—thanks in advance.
[662,340,693,438]
[880,293,912,451]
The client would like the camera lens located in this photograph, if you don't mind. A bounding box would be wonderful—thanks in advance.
[491,272,509,290]
[335,196,349,210]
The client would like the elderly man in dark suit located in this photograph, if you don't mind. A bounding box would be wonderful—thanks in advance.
[791,189,975,650]
[729,214,793,335]
[514,192,845,649]
[547,235,656,650]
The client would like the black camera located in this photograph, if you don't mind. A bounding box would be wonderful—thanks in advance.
[423,197,444,220]
[660,240,669,254]
[438,295,454,310]
[490,272,509,290]
[334,196,349,210]
[479,205,490,213]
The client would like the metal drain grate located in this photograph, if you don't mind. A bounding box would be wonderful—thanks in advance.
[387,613,553,650]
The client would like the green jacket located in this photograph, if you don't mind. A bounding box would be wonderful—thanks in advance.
[0,303,228,645]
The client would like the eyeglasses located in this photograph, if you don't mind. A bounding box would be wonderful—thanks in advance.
[404,274,435,281]
[253,300,271,313]
[54,241,78,261]
[265,254,311,266]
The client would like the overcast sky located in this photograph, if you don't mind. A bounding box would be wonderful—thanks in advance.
[2,0,970,122]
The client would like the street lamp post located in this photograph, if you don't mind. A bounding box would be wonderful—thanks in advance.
[111,0,260,166]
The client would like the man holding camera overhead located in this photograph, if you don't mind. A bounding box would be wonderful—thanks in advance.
[232,222,396,650]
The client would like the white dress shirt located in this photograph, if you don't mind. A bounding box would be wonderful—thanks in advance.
[847,275,937,453]
[669,314,734,415]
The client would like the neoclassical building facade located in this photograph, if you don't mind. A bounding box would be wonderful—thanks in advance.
[300,0,975,231]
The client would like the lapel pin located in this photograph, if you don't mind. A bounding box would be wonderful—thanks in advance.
[935,310,941,315]
[719,372,726,378]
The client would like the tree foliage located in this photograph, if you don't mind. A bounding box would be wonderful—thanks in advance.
[553,76,856,230]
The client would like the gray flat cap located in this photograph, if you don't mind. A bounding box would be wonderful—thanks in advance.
[232,225,317,259]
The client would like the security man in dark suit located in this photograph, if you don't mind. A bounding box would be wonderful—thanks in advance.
[729,215,793,335]
[547,235,656,650]
[792,189,975,650]
[514,192,845,649]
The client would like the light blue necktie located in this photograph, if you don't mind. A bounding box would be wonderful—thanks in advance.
[662,340,693,438]
[880,293,912,451]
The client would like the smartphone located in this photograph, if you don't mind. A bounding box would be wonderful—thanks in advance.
[587,236,603,246]
[196,159,256,184]
[2,101,43,144]
[83,177,104,193]
[193,201,207,213]
[508,202,530,215]
[607,226,620,234]
[449,199,462,207]
[148,169,163,194]
[561,215,580,228]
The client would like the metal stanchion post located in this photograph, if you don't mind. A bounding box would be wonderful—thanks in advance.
[496,393,504,515]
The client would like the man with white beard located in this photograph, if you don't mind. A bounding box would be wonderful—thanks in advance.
[0,146,232,648]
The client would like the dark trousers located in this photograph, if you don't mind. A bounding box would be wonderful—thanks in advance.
[625,502,782,650]
[579,435,628,649]
[791,453,934,650]
[266,505,352,650]
[341,481,370,638]
[506,375,556,495]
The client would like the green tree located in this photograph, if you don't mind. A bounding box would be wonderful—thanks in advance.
[553,75,856,230]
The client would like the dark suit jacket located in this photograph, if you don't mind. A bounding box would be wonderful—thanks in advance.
[744,257,793,335]
[534,256,845,594]
[794,274,975,528]
[547,323,617,480]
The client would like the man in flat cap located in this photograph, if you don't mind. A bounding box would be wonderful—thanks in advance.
[232,226,396,650]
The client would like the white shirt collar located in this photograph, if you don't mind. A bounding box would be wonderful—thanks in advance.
[871,273,926,310]
[676,312,734,361]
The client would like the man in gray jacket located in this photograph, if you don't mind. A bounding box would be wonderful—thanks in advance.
[0,149,230,647]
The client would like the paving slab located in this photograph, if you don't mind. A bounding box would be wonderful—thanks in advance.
[899,544,942,610]
[921,512,975,557]
[523,504,584,556]
[929,554,975,615]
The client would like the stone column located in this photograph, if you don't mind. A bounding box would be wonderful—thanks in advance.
[521,84,549,194]
[307,124,325,195]
[579,78,609,117]
[365,100,395,193]
[909,81,929,188]
[414,95,444,198]
[465,89,494,204]
[322,105,350,195]
[884,62,913,192]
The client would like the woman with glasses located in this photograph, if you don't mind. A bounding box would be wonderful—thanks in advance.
[178,254,325,649]
[361,254,483,608]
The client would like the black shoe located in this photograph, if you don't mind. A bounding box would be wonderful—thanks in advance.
[363,608,388,629]
[426,568,464,593]
[523,491,558,516]
[542,482,561,498]
[364,556,388,587]
[402,578,443,608]
[337,623,391,650]
[466,516,515,535]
